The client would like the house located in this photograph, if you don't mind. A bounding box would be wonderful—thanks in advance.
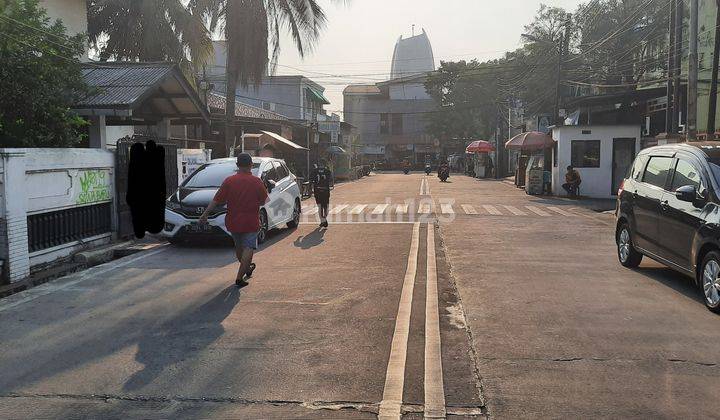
[205,41,330,123]
[551,125,641,199]
[343,31,439,166]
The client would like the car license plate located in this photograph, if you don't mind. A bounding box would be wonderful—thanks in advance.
[187,223,212,233]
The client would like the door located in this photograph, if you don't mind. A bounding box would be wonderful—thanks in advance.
[657,157,708,270]
[271,161,292,222]
[632,155,673,253]
[612,138,636,195]
[261,163,281,227]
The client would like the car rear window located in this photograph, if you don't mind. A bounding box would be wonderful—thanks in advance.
[642,156,673,188]
[629,155,648,181]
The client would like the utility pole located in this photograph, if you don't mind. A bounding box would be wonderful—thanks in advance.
[666,0,676,134]
[555,13,572,126]
[708,0,720,140]
[688,0,699,140]
[672,0,684,135]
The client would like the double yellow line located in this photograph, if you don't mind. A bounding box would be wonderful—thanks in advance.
[378,222,446,419]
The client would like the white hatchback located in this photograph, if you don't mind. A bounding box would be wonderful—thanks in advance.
[162,157,302,244]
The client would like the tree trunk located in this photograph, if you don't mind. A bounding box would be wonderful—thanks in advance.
[225,59,239,157]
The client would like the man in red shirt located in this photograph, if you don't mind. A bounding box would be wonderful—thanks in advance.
[199,153,268,286]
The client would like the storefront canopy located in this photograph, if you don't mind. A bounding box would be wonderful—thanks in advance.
[305,87,330,105]
[260,130,309,150]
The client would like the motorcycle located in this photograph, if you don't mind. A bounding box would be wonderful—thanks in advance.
[425,165,432,175]
[438,167,450,182]
[403,167,410,175]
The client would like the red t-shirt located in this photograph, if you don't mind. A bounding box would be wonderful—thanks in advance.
[213,172,268,233]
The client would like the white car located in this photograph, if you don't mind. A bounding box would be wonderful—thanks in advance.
[162,157,302,244]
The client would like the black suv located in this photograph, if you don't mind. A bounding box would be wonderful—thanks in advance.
[616,142,720,313]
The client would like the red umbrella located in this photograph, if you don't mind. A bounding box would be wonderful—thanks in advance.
[465,140,496,153]
[505,131,555,151]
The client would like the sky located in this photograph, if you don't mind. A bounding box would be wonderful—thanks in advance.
[274,0,586,116]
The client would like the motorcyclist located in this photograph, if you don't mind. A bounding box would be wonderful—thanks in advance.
[438,161,450,181]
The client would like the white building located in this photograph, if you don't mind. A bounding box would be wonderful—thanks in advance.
[551,125,641,199]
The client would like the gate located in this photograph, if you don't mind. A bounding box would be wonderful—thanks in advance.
[115,136,178,239]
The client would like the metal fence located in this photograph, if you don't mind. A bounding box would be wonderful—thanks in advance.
[27,203,112,253]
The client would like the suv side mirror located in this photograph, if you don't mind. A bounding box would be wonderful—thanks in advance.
[675,185,697,203]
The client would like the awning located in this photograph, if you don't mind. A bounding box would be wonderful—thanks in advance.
[306,87,330,105]
[260,130,309,150]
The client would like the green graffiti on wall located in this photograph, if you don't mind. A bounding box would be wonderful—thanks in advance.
[76,170,111,205]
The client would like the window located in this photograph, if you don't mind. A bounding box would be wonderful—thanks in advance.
[273,161,288,179]
[391,113,403,135]
[642,156,673,188]
[262,101,276,111]
[380,113,389,134]
[570,140,601,168]
[630,155,649,181]
[671,159,703,191]
[262,164,278,182]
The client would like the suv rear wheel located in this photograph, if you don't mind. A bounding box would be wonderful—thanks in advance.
[700,251,720,313]
[617,223,643,268]
[287,199,301,228]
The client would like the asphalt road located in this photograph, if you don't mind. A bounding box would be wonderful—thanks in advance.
[0,173,718,419]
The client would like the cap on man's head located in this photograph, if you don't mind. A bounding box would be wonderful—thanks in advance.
[236,153,253,168]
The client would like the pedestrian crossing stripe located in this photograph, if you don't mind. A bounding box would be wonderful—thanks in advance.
[546,206,573,216]
[329,204,349,215]
[482,205,502,215]
[349,204,367,214]
[461,204,478,215]
[372,204,390,214]
[525,206,551,216]
[502,205,527,216]
[440,203,454,214]
[299,203,582,217]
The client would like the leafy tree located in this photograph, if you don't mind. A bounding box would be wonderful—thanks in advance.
[193,0,331,154]
[87,0,213,75]
[0,0,90,147]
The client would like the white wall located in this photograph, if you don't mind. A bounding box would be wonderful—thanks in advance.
[552,125,641,199]
[0,149,115,282]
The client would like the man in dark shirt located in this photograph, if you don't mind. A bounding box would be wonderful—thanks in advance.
[310,159,332,228]
[200,153,268,286]
[562,165,582,197]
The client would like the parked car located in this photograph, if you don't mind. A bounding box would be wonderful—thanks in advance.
[163,157,302,244]
[616,142,720,313]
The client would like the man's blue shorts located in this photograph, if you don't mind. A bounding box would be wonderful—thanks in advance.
[230,231,258,250]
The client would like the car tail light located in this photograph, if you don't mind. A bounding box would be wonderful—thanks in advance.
[618,180,625,196]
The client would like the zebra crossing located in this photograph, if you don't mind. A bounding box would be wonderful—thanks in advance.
[301,202,583,218]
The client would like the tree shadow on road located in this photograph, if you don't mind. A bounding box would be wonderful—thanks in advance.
[292,228,326,250]
[122,284,240,392]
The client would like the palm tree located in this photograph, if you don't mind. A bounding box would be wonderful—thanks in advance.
[193,0,329,154]
[87,0,212,75]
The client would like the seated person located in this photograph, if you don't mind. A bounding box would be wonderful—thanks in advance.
[562,165,582,196]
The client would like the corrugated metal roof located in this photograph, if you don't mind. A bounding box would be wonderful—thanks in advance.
[77,63,175,107]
